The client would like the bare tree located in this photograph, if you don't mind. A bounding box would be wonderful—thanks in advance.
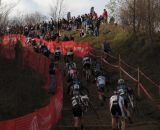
[115,0,160,41]
[22,12,46,25]
[49,0,65,20]
[0,0,20,33]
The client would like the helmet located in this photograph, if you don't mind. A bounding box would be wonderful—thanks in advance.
[118,89,125,96]
[118,79,124,85]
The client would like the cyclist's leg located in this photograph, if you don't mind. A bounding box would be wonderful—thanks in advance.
[111,106,117,130]
[111,117,116,130]
[80,115,85,130]
[73,106,82,130]
[120,117,126,130]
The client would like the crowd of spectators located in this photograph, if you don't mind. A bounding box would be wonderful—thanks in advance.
[2,9,109,41]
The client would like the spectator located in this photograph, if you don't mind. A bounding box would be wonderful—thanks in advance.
[109,16,115,24]
[15,40,22,64]
[94,18,101,36]
[102,9,108,24]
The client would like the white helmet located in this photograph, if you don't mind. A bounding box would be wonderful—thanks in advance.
[118,79,124,85]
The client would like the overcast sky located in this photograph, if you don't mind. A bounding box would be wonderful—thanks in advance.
[3,0,107,18]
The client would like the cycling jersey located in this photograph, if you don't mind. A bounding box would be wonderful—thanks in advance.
[72,95,89,109]
[110,95,125,117]
[82,57,91,66]
[54,49,61,56]
[66,62,77,70]
[68,68,77,79]
[67,51,74,56]
[97,76,106,86]
[97,76,106,92]
[71,83,80,96]
[72,95,83,117]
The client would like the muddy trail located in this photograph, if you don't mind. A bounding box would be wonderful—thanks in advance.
[52,57,160,130]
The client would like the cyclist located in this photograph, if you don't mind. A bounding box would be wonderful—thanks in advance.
[67,66,78,83]
[39,43,50,57]
[117,79,133,94]
[96,73,106,106]
[48,60,56,95]
[54,47,61,61]
[109,91,127,130]
[118,89,132,123]
[67,78,89,97]
[82,55,92,70]
[65,48,74,63]
[65,61,77,79]
[71,94,89,130]
[117,79,133,123]
[117,79,128,93]
[67,78,81,96]
[82,55,92,80]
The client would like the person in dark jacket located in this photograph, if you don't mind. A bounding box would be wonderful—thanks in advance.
[48,61,56,94]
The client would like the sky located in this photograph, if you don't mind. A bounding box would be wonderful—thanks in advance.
[3,0,108,18]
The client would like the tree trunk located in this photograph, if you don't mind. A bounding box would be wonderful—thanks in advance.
[148,0,153,42]
[133,0,137,38]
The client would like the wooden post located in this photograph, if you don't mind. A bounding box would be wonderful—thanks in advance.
[137,67,140,97]
[119,55,122,78]
[159,85,160,97]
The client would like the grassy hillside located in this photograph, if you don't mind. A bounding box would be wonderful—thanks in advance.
[67,24,160,98]
[0,57,50,120]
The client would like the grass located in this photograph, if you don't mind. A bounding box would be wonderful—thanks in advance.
[0,56,50,121]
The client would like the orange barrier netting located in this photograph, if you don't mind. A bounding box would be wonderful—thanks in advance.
[1,35,92,58]
[0,43,63,130]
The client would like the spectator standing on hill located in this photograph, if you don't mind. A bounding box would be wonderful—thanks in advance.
[102,9,108,23]
[94,18,101,36]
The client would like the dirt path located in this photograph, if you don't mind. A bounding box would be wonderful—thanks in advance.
[52,57,160,130]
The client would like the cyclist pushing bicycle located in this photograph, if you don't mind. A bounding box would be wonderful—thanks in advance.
[71,94,89,130]
[117,79,133,123]
[109,91,127,130]
[82,55,92,81]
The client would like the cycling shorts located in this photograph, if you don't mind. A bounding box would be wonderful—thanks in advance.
[83,63,91,69]
[72,105,83,117]
[111,104,122,117]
